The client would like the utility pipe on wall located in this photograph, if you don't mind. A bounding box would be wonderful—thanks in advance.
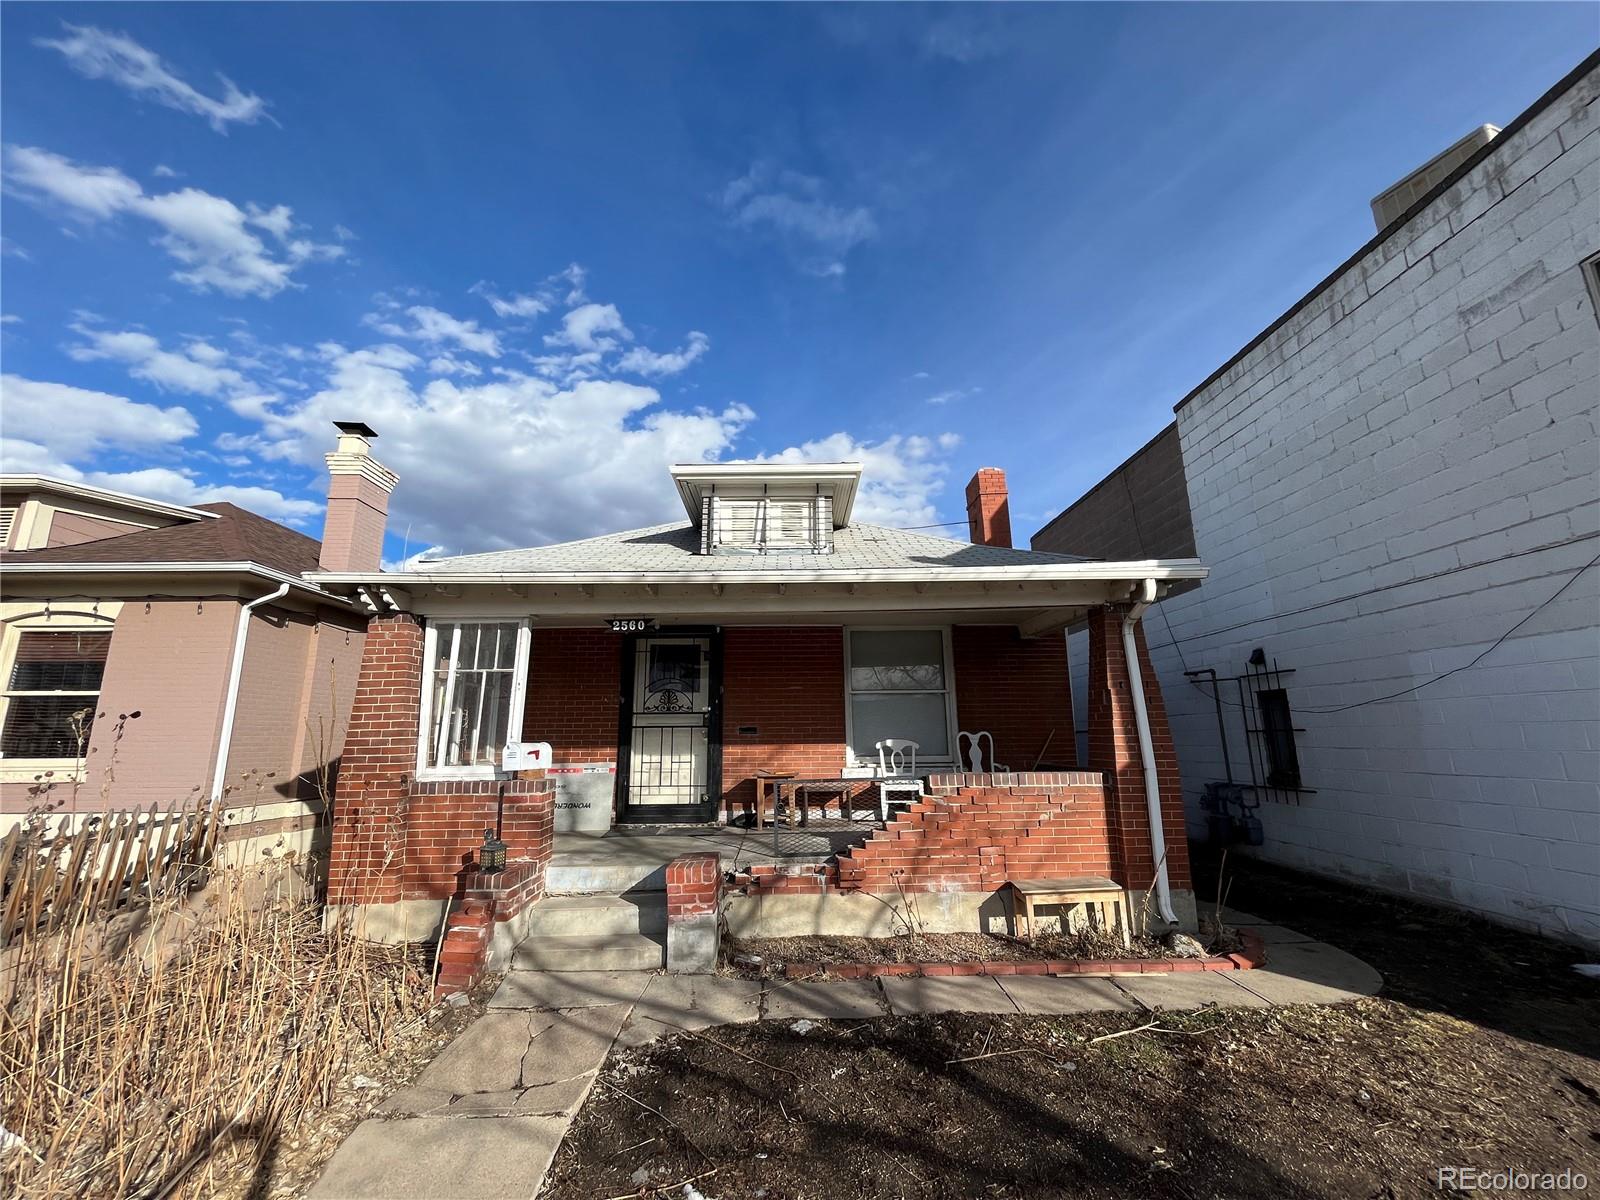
[210,582,291,803]
[1122,578,1179,926]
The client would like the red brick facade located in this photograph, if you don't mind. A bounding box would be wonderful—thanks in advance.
[521,628,620,765]
[951,625,1076,773]
[965,467,1013,548]
[1084,605,1190,892]
[734,772,1110,895]
[330,606,1189,923]
[328,613,556,910]
[665,851,721,922]
[721,627,848,817]
[328,612,426,906]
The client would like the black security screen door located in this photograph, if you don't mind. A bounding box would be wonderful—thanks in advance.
[617,631,722,824]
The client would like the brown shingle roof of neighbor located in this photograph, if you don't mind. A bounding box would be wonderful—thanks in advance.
[0,502,322,577]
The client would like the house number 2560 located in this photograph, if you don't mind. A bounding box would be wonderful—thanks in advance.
[609,618,653,632]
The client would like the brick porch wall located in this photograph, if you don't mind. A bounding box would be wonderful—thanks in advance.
[1084,605,1191,892]
[328,613,425,906]
[522,628,620,765]
[833,772,1110,892]
[951,626,1076,772]
[328,612,555,912]
[720,627,847,817]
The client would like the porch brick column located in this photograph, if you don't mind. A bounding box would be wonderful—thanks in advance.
[1084,605,1191,897]
[665,852,721,973]
[328,612,425,906]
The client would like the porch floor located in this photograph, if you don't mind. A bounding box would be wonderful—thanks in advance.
[547,823,871,895]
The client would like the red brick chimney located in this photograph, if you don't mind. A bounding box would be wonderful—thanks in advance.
[965,467,1012,548]
[319,421,398,573]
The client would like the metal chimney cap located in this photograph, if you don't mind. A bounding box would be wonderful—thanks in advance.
[333,420,379,438]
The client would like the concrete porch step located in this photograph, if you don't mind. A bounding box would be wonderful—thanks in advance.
[512,932,665,972]
[523,893,666,937]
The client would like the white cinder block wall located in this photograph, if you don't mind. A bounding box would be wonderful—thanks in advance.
[1151,62,1600,945]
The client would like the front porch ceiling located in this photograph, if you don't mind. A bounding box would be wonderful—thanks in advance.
[338,574,1191,637]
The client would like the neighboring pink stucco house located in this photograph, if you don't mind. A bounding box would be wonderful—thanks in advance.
[0,427,390,861]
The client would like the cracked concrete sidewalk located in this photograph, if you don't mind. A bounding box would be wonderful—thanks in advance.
[307,915,1379,1199]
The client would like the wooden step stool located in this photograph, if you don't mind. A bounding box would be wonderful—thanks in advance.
[1008,876,1132,948]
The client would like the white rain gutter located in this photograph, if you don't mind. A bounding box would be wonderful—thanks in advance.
[1122,577,1179,926]
[209,582,290,803]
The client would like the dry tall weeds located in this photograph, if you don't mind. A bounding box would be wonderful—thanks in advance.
[0,856,430,1199]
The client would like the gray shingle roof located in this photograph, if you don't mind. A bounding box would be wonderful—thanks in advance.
[417,521,1090,575]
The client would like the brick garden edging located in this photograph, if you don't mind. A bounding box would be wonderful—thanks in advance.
[777,930,1267,981]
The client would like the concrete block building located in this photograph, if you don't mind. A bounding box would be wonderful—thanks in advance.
[1037,53,1600,946]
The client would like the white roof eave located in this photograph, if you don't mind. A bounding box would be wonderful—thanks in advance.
[311,559,1208,588]
[2,560,351,603]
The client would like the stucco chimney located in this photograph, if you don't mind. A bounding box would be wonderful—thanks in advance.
[965,467,1012,549]
[319,421,398,573]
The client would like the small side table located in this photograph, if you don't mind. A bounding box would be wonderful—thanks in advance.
[1008,877,1132,948]
[752,769,796,830]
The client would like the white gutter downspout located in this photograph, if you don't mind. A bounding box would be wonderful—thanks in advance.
[1122,578,1179,926]
[210,583,290,803]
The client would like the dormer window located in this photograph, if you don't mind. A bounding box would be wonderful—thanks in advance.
[671,462,860,558]
[708,495,832,554]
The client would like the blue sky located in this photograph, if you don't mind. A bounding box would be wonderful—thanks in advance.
[2,3,1592,563]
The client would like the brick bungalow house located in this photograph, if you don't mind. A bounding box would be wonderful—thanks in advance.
[0,442,382,862]
[310,446,1209,972]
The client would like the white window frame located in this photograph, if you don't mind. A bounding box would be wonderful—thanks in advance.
[710,495,828,553]
[0,624,113,764]
[841,625,959,772]
[415,617,531,781]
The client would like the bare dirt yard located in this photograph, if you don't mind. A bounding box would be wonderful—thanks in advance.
[543,854,1600,1199]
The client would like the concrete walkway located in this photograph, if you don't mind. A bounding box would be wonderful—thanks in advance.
[308,915,1379,1200]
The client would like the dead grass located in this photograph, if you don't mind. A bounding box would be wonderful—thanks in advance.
[0,856,432,1200]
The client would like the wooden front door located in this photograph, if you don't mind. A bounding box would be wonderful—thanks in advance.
[618,632,721,823]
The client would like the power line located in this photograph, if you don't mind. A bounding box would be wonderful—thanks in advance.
[1177,548,1599,715]
[1157,530,1597,649]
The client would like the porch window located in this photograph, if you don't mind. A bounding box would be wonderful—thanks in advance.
[419,620,530,776]
[845,628,954,763]
[1,630,111,759]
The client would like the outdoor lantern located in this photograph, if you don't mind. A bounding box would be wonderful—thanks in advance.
[480,828,507,873]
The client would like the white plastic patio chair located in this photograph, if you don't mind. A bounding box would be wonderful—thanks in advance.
[957,729,1009,774]
[875,738,923,821]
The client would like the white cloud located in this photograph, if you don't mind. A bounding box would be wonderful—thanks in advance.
[1,315,21,325]
[405,306,500,356]
[365,302,500,357]
[471,281,548,319]
[3,145,342,297]
[758,431,960,531]
[721,163,877,276]
[37,24,267,132]
[4,144,142,218]
[152,163,179,178]
[925,387,979,406]
[249,342,754,551]
[546,303,631,353]
[383,544,447,572]
[0,379,315,524]
[616,331,710,378]
[427,354,482,377]
[86,468,320,521]
[0,374,197,458]
[69,326,246,396]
